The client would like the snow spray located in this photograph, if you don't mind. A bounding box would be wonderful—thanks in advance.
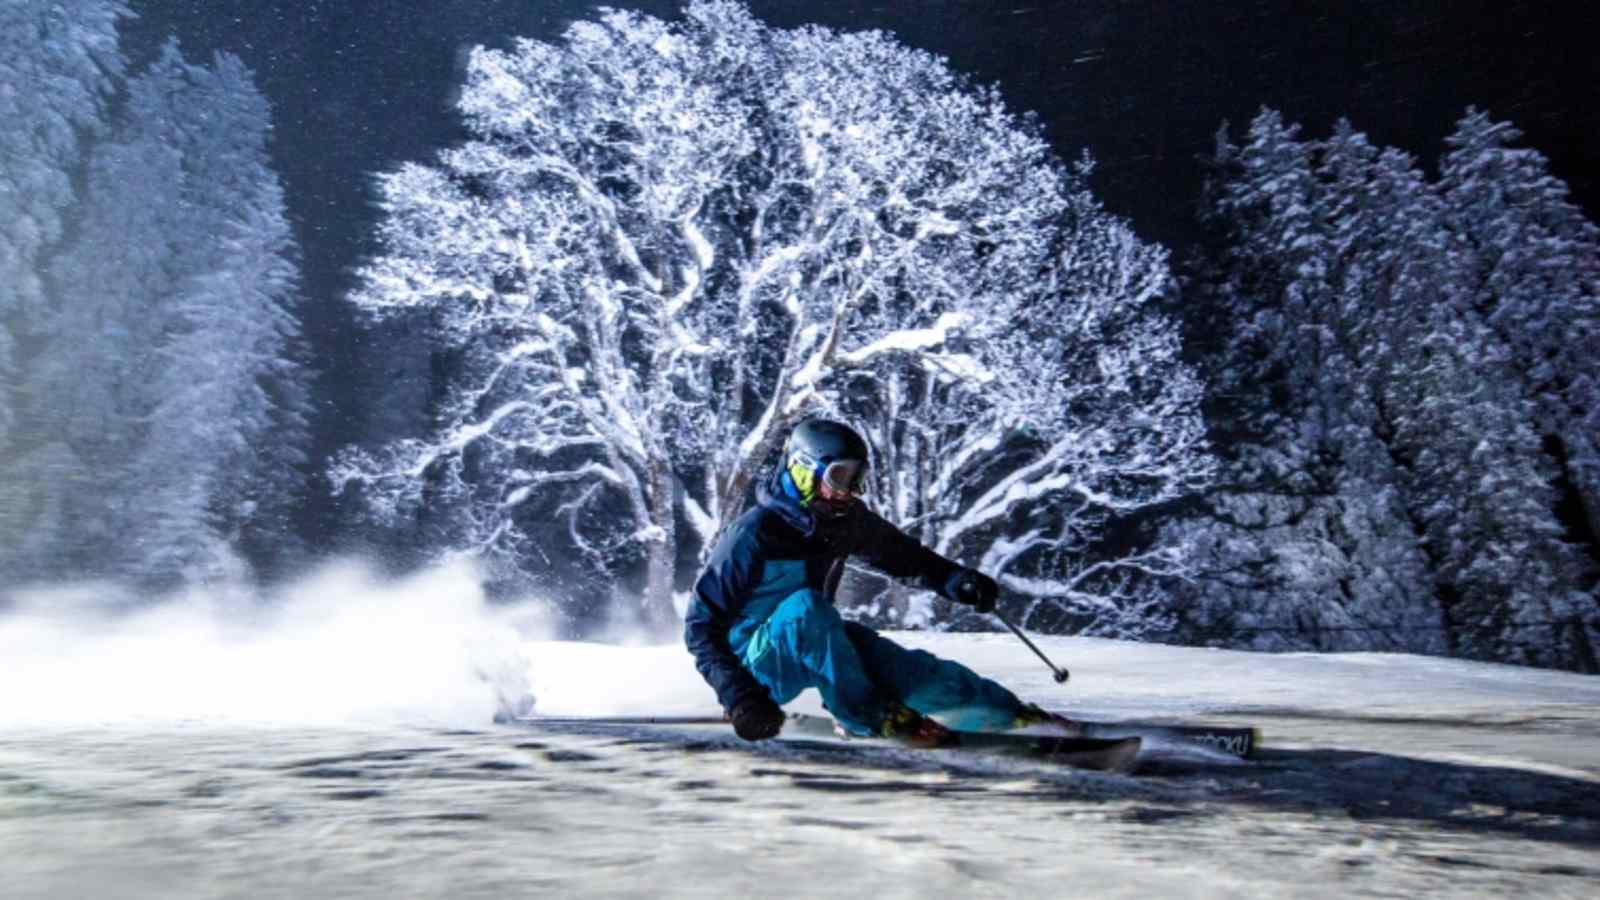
[0,560,537,729]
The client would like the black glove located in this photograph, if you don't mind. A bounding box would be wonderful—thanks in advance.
[946,567,998,614]
[728,691,785,741]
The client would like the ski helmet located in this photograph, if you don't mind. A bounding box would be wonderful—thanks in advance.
[783,418,870,508]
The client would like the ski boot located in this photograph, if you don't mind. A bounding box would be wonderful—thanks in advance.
[1012,703,1085,736]
[879,701,956,748]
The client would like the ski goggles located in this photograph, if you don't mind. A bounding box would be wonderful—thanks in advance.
[788,452,870,499]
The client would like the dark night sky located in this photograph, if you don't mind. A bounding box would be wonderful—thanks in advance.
[121,0,1599,531]
[124,1,1600,249]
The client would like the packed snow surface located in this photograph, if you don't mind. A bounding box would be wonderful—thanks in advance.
[2,577,1598,898]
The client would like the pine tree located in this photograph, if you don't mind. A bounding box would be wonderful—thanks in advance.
[40,41,311,586]
[1170,112,1427,651]
[126,44,311,584]
[1341,141,1586,668]
[0,0,129,579]
[35,124,185,577]
[1439,109,1600,584]
[1177,109,1594,669]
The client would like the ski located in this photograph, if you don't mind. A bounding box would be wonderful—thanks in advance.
[778,713,1141,772]
[520,713,1141,772]
[1064,719,1258,759]
[521,711,1258,760]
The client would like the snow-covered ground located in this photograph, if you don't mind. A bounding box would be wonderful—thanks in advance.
[3,573,1598,898]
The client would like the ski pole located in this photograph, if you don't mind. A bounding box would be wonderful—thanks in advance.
[994,610,1070,683]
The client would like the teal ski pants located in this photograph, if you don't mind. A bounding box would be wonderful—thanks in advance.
[730,588,1027,735]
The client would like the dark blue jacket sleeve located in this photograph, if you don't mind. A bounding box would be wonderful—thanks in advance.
[851,507,965,597]
[683,521,770,713]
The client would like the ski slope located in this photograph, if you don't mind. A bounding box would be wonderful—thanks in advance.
[3,590,1598,898]
[528,631,1600,774]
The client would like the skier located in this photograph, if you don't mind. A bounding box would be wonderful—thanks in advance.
[684,418,1060,745]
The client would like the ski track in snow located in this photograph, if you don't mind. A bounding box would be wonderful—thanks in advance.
[3,633,1599,898]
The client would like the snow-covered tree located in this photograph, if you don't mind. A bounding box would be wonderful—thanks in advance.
[0,0,129,577]
[25,123,181,576]
[1170,113,1440,651]
[120,44,311,584]
[1336,136,1588,669]
[1174,110,1594,669]
[31,41,311,586]
[1439,109,1600,575]
[842,188,1212,632]
[0,0,127,322]
[335,1,1211,627]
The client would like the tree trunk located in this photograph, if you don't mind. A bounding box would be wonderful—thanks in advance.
[642,457,678,632]
[717,466,754,534]
[1568,615,1600,675]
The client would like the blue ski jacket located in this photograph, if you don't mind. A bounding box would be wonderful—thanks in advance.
[683,471,965,713]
